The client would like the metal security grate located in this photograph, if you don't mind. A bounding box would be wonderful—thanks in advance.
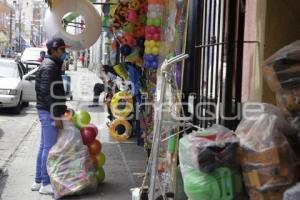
[183,0,246,130]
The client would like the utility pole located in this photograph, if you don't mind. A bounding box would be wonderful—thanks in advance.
[9,10,12,51]
[18,0,22,52]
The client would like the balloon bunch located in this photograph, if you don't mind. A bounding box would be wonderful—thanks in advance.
[72,110,106,184]
[143,0,164,69]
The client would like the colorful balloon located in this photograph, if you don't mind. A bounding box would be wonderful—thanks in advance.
[88,140,102,155]
[153,18,161,26]
[80,126,97,145]
[73,111,91,129]
[126,10,138,22]
[96,167,105,183]
[96,152,106,166]
[91,155,98,168]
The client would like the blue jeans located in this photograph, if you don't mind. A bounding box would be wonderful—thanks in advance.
[35,109,57,185]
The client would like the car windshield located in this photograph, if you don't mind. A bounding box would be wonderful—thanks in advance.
[0,62,19,78]
[21,48,45,61]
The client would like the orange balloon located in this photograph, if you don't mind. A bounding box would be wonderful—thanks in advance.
[88,140,102,155]
[91,155,98,168]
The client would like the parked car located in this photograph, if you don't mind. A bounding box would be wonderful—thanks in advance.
[21,47,47,63]
[0,59,37,114]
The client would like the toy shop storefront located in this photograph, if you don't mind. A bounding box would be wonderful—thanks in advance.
[46,0,300,199]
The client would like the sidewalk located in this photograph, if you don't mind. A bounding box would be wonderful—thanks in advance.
[0,66,147,200]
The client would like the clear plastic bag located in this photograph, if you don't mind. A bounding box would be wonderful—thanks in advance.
[179,125,242,200]
[263,40,300,113]
[284,183,300,200]
[236,103,299,194]
[47,121,98,199]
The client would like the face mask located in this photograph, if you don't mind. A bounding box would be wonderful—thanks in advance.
[60,52,68,61]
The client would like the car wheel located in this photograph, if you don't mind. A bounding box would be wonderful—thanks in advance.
[12,94,23,114]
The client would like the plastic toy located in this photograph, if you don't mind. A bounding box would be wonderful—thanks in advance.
[129,0,140,10]
[121,33,135,47]
[126,10,138,23]
[110,91,133,118]
[109,118,132,142]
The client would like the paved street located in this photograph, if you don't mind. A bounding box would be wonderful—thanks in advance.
[0,67,147,200]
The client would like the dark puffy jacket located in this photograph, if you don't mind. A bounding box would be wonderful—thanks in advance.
[35,56,67,117]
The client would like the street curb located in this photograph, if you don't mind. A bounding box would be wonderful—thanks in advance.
[0,119,38,175]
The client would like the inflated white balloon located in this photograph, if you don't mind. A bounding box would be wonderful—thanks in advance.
[148,12,160,18]
[45,0,101,51]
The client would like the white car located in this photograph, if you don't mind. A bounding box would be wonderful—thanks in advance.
[21,47,47,63]
[0,59,38,114]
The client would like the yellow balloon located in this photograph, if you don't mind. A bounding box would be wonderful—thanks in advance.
[144,40,150,47]
[149,40,156,48]
[152,47,159,55]
[155,41,160,47]
[145,47,152,54]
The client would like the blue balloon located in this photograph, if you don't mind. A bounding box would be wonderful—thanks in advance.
[144,60,151,68]
[151,61,159,69]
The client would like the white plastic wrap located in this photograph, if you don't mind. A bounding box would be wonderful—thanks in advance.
[47,121,97,199]
[236,103,299,197]
[179,125,242,200]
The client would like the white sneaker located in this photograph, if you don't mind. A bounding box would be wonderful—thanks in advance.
[31,182,41,191]
[39,184,54,195]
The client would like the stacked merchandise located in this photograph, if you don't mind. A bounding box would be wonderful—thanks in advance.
[262,40,300,199]
[179,125,244,200]
[236,104,299,200]
[263,40,300,116]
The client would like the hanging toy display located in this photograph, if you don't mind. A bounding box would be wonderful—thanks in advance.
[110,91,134,118]
[143,1,163,69]
[109,118,133,142]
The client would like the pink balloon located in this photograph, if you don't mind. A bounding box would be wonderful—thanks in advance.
[153,33,160,41]
[148,26,156,34]
[146,33,154,40]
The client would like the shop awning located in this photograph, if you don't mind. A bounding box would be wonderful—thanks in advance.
[0,32,9,44]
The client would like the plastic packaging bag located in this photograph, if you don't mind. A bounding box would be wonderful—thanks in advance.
[236,103,299,198]
[47,121,98,199]
[284,183,300,200]
[179,125,243,200]
[263,40,300,113]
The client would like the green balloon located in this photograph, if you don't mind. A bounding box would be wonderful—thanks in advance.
[153,18,161,27]
[73,111,91,129]
[96,167,105,183]
[147,18,155,26]
[96,152,106,166]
